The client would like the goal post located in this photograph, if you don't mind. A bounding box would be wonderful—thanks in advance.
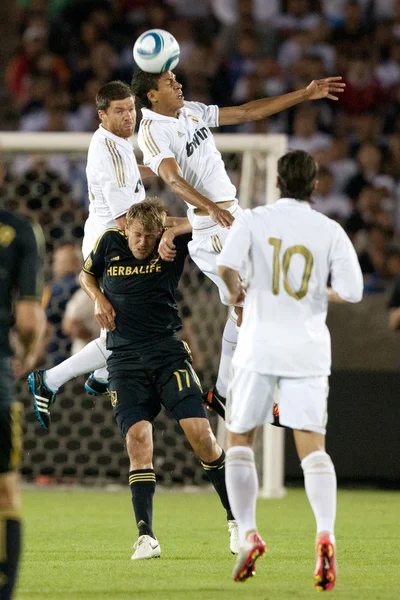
[0,131,287,496]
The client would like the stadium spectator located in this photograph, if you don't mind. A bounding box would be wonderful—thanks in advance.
[289,105,332,154]
[62,288,99,355]
[313,165,351,219]
[387,248,400,329]
[29,244,82,369]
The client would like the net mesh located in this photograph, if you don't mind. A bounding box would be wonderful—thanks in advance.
[2,142,281,485]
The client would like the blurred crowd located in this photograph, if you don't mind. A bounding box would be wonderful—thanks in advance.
[2,0,400,366]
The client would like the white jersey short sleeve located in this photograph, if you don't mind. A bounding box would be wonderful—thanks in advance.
[83,125,145,258]
[217,198,363,377]
[138,101,236,206]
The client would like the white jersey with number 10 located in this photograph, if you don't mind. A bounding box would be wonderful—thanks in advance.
[217,198,363,377]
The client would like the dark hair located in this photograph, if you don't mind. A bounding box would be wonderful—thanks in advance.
[131,69,163,109]
[126,197,166,232]
[95,80,133,111]
[277,150,317,201]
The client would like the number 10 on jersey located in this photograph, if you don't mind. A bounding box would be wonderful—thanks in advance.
[268,238,314,301]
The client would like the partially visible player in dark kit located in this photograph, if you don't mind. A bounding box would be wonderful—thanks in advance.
[0,166,45,599]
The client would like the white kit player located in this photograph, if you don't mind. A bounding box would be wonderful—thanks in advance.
[28,81,157,429]
[131,68,345,412]
[217,151,363,587]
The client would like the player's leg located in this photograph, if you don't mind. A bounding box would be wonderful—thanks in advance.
[28,336,110,429]
[225,366,273,581]
[188,226,242,406]
[279,376,336,591]
[0,360,23,600]
[108,351,161,560]
[155,354,238,553]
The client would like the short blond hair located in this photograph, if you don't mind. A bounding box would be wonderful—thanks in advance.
[125,197,166,232]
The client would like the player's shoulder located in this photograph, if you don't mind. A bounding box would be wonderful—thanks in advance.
[90,126,133,155]
[0,209,36,241]
[93,227,127,250]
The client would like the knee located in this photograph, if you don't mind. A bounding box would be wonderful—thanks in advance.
[0,473,20,511]
[194,426,218,462]
[301,451,335,476]
[126,423,153,468]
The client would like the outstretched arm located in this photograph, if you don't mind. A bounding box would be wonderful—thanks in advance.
[219,77,345,126]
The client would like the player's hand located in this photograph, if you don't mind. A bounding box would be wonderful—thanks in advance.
[228,281,246,306]
[159,229,176,261]
[208,205,234,228]
[306,77,345,101]
[94,294,116,331]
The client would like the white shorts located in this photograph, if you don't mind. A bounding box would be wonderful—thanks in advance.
[226,365,329,435]
[188,203,243,306]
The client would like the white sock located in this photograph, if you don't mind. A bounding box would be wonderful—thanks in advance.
[45,337,110,392]
[93,366,109,382]
[216,311,238,397]
[226,446,258,544]
[301,450,337,535]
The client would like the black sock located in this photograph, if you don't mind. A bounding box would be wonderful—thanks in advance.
[201,450,234,521]
[129,469,156,539]
[0,512,22,600]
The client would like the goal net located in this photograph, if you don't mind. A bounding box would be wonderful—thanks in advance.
[0,131,286,497]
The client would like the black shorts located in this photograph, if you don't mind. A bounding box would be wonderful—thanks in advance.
[107,337,207,437]
[0,357,23,473]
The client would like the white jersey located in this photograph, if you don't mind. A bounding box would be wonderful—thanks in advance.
[217,198,363,377]
[83,125,145,258]
[138,102,237,214]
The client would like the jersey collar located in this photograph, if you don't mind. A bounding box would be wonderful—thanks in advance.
[98,124,133,150]
[275,197,312,210]
[141,105,188,122]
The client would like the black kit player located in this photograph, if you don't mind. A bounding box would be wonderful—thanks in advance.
[0,203,45,599]
[80,198,239,559]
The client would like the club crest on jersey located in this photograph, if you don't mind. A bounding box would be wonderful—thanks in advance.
[188,114,199,123]
[186,127,209,157]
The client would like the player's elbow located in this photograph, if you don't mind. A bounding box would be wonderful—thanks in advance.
[335,287,363,304]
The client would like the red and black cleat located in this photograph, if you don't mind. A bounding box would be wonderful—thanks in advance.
[314,534,336,592]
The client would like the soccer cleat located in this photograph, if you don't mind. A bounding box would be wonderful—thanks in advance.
[203,387,226,419]
[84,373,110,396]
[131,535,161,560]
[228,520,239,554]
[28,370,56,430]
[314,533,336,591]
[232,531,266,583]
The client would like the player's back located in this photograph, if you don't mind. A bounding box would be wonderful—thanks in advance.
[0,210,43,358]
[233,198,362,377]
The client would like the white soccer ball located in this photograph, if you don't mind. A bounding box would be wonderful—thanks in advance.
[133,29,180,73]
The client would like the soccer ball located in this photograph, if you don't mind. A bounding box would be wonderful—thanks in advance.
[133,29,180,73]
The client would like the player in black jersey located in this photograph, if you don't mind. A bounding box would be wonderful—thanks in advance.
[80,198,239,559]
[0,205,44,599]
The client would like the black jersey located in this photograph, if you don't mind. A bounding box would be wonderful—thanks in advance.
[0,210,44,358]
[83,228,191,350]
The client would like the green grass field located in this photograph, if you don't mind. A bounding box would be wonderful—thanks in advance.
[15,487,399,600]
